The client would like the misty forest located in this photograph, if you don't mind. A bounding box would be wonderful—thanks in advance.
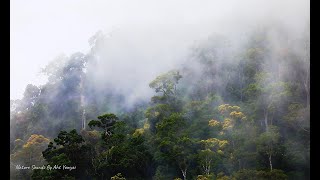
[10,20,309,180]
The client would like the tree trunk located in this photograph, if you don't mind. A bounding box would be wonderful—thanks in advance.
[269,154,273,171]
[181,168,187,180]
[80,74,86,130]
[179,162,188,180]
[264,108,269,132]
[203,157,211,176]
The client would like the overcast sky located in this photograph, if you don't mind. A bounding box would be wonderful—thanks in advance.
[10,0,309,100]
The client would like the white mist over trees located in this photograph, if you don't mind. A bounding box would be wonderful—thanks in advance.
[11,0,309,100]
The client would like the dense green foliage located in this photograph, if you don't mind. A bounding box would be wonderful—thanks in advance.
[10,27,309,179]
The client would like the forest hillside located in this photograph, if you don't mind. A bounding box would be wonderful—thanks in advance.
[10,22,309,180]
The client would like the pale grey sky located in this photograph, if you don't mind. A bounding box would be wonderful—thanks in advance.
[10,0,309,100]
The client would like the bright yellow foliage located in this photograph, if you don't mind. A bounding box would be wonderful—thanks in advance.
[11,134,50,166]
[133,128,145,137]
[197,175,212,180]
[208,119,220,127]
[133,120,150,137]
[229,111,245,119]
[223,118,233,130]
[23,134,50,149]
[218,104,230,114]
[230,106,241,111]
[218,104,241,114]
[201,138,228,149]
[143,121,150,129]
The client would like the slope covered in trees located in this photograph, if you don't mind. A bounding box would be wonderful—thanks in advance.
[10,25,309,179]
